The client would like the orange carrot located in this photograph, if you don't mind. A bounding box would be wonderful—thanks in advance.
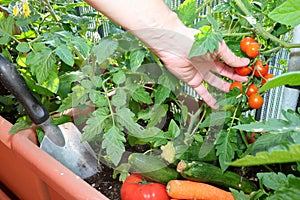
[167,180,235,200]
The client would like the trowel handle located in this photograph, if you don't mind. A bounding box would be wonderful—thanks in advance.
[0,54,49,125]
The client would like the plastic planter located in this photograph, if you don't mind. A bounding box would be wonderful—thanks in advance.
[0,116,108,200]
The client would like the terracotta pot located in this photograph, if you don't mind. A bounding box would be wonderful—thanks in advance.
[0,116,109,200]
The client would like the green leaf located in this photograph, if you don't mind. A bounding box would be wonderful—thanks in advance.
[168,119,181,139]
[130,49,145,71]
[16,42,31,53]
[0,15,14,40]
[9,117,32,134]
[55,45,74,67]
[112,163,131,182]
[257,172,288,191]
[89,89,108,107]
[42,70,59,94]
[82,108,110,142]
[216,129,237,172]
[213,3,231,13]
[259,72,300,93]
[72,37,90,59]
[113,70,126,85]
[230,144,300,166]
[189,40,207,57]
[71,85,88,107]
[199,111,230,128]
[176,0,198,26]
[258,173,300,200]
[158,71,179,92]
[26,46,58,84]
[153,85,171,105]
[112,88,127,107]
[116,108,145,138]
[233,110,300,134]
[132,87,153,104]
[268,0,300,26]
[250,132,295,155]
[147,104,168,128]
[102,126,126,166]
[93,38,118,64]
[229,188,250,200]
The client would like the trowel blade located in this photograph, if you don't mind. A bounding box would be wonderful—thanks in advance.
[40,122,98,179]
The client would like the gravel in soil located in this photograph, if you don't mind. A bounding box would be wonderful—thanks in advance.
[84,165,122,200]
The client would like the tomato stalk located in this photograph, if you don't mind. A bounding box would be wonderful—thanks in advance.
[234,0,300,49]
[41,0,59,23]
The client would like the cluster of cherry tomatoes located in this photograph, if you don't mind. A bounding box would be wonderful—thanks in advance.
[229,37,275,109]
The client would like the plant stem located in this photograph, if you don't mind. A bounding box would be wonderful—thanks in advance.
[43,0,60,23]
[196,0,213,14]
[102,77,116,126]
[234,0,300,49]
[222,32,252,37]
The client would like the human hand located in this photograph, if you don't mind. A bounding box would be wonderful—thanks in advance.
[136,28,250,109]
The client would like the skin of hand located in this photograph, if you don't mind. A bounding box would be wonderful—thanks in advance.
[84,0,250,109]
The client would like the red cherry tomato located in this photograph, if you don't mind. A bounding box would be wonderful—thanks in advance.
[246,84,259,97]
[235,66,252,76]
[252,60,269,77]
[120,174,169,200]
[246,132,267,144]
[246,42,260,58]
[246,132,257,144]
[262,73,275,85]
[229,82,243,92]
[248,93,264,109]
[240,37,256,52]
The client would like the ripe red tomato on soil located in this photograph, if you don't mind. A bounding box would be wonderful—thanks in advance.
[230,82,243,92]
[240,37,256,53]
[262,73,275,85]
[246,84,259,97]
[248,93,264,109]
[252,60,269,77]
[120,174,169,200]
[246,42,260,58]
[235,66,252,76]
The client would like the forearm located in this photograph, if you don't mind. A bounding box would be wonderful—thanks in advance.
[85,0,194,58]
[84,0,185,32]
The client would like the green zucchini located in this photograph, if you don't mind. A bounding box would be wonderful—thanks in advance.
[177,160,257,194]
[128,153,181,184]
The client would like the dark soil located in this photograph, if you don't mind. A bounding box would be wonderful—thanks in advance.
[84,165,122,200]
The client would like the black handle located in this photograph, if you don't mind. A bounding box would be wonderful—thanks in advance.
[0,54,49,125]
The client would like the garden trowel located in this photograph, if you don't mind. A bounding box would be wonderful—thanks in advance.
[0,54,98,179]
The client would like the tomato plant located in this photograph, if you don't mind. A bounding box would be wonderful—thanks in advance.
[120,174,169,200]
[246,84,259,97]
[248,93,264,109]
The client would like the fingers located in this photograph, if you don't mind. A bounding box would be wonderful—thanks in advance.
[212,62,248,82]
[203,72,231,92]
[218,41,250,67]
[193,83,219,109]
